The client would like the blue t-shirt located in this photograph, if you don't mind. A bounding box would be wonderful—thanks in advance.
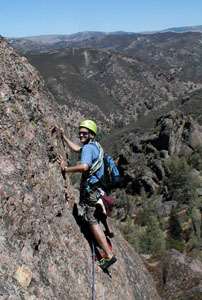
[80,142,104,185]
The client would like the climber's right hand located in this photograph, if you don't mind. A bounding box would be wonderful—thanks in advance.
[56,125,65,137]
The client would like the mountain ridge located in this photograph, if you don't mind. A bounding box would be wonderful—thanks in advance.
[5,25,202,41]
[6,25,202,53]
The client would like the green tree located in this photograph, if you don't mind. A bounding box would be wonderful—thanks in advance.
[121,218,141,252]
[165,155,201,205]
[167,205,183,240]
[166,205,184,252]
[135,188,156,226]
[120,215,166,257]
[141,216,166,256]
[118,190,134,216]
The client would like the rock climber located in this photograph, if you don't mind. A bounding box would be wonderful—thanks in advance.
[57,120,117,270]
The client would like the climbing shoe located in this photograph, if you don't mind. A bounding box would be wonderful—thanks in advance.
[105,230,114,239]
[99,255,117,270]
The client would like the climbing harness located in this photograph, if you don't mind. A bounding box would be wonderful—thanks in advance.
[88,142,104,176]
[92,241,95,300]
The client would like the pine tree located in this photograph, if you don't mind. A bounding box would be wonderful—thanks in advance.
[167,205,183,240]
[166,155,201,205]
[142,216,166,256]
[166,206,184,252]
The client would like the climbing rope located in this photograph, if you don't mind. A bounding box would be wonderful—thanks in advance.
[92,241,95,300]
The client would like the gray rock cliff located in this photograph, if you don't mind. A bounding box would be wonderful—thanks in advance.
[0,36,160,299]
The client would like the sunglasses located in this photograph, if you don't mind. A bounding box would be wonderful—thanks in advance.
[79,131,89,136]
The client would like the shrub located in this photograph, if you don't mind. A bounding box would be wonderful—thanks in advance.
[135,189,156,226]
[166,203,184,253]
[117,190,134,216]
[165,155,201,205]
[120,219,142,252]
[166,237,184,252]
[186,234,202,252]
[167,205,183,241]
[120,215,166,257]
[129,153,147,178]
[142,216,166,256]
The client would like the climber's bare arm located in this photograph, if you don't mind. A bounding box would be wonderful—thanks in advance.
[57,155,89,173]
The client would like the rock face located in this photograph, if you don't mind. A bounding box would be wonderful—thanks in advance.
[0,37,160,299]
[119,110,202,196]
[161,250,202,300]
[143,249,202,299]
[116,110,202,262]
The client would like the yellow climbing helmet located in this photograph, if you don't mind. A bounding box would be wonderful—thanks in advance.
[79,120,97,135]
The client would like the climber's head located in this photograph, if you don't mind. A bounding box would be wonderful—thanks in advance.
[79,120,97,144]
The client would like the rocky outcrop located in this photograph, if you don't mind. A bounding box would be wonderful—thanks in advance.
[162,250,202,299]
[119,110,202,196]
[144,249,202,300]
[152,111,202,156]
[115,109,202,277]
[0,36,161,299]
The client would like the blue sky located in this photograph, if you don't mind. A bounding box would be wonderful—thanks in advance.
[0,0,201,37]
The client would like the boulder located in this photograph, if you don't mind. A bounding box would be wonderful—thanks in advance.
[162,250,202,299]
[143,249,202,299]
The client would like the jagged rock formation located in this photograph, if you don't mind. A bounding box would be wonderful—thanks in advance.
[115,110,202,298]
[161,249,202,299]
[118,110,202,195]
[143,249,202,299]
[0,36,161,299]
[115,110,202,261]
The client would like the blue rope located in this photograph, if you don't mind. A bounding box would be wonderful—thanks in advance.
[92,241,95,300]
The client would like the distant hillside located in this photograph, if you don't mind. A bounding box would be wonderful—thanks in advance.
[160,25,202,33]
[6,31,132,52]
[8,31,202,85]
[10,31,107,44]
[6,28,202,142]
[6,25,202,52]
[63,32,202,82]
[23,43,202,130]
